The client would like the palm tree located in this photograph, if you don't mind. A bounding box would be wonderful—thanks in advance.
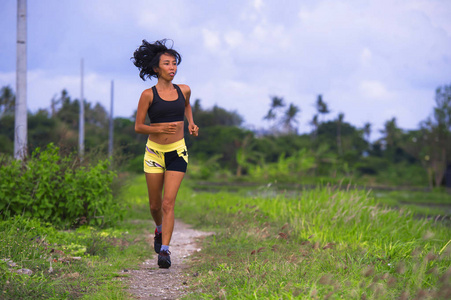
[264,96,286,134]
[264,96,285,122]
[263,109,276,122]
[282,103,300,134]
[315,94,330,122]
[270,96,285,111]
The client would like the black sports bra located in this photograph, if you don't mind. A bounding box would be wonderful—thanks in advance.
[148,84,185,123]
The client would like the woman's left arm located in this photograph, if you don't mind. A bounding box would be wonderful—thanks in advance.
[180,84,199,136]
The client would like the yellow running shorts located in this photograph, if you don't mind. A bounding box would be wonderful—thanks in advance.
[143,138,188,173]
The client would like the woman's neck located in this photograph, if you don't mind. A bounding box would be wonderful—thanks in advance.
[156,79,174,90]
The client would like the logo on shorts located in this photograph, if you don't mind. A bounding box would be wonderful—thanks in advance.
[145,160,163,168]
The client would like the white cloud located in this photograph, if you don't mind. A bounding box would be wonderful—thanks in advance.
[253,0,264,11]
[407,0,451,35]
[202,29,221,51]
[224,31,244,48]
[359,80,390,100]
[360,48,372,66]
[0,72,14,88]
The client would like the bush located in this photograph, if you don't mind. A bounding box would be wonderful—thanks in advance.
[375,162,428,187]
[0,144,125,227]
[248,148,316,182]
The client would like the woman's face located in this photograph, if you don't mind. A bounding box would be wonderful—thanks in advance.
[156,53,177,80]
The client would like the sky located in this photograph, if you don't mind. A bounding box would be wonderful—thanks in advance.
[1,0,451,140]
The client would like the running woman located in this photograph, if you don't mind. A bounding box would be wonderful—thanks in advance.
[132,39,199,268]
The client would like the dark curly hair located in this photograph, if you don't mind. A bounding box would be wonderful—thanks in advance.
[131,39,182,81]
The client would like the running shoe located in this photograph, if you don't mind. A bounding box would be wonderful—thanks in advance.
[154,228,162,254]
[158,249,171,269]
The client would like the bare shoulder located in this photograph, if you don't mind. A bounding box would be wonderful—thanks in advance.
[141,88,153,98]
[177,84,191,100]
[140,88,154,103]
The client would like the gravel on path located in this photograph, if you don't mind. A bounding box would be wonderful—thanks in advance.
[121,219,213,299]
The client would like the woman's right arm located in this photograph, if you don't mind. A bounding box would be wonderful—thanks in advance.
[134,89,177,135]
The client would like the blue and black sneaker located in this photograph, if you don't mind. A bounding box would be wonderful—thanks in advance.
[154,229,162,254]
[158,249,171,269]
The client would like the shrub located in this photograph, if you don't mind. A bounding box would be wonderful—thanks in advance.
[0,144,124,227]
[248,148,316,182]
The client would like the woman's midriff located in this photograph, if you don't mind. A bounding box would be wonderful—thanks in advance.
[148,121,184,145]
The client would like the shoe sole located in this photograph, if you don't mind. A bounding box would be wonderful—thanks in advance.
[158,259,171,269]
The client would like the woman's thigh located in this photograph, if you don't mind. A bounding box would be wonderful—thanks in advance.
[145,173,164,206]
[163,171,185,203]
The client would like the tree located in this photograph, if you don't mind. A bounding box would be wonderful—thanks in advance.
[0,86,15,117]
[379,117,406,163]
[85,102,108,128]
[264,96,285,132]
[420,84,451,187]
[55,90,78,129]
[282,103,300,134]
[0,114,14,154]
[433,85,451,130]
[310,114,319,139]
[192,99,201,115]
[315,94,330,122]
[263,109,276,122]
[380,117,401,149]
[28,109,58,151]
[336,112,344,156]
[189,125,250,169]
[236,133,255,177]
[317,120,367,161]
[363,122,371,143]
[268,96,285,114]
[193,102,243,128]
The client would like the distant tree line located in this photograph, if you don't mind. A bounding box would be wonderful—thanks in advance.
[1,84,450,188]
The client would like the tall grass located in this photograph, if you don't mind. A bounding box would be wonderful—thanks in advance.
[175,181,451,299]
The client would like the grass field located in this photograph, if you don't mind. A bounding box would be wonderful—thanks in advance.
[373,189,451,223]
[174,179,451,299]
[1,175,450,299]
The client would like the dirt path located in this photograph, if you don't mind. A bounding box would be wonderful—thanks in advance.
[121,219,213,299]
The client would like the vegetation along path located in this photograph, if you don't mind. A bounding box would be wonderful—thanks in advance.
[122,219,213,299]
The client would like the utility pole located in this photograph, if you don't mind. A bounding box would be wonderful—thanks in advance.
[14,0,27,159]
[79,59,85,159]
[108,80,114,159]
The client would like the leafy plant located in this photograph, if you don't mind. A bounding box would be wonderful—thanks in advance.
[248,148,316,182]
[0,144,124,227]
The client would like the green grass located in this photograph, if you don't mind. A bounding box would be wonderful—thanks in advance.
[190,180,451,221]
[0,176,155,300]
[174,181,451,299]
[373,189,451,221]
[2,175,450,299]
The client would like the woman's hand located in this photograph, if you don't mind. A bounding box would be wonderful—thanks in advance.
[159,123,178,134]
[189,123,199,136]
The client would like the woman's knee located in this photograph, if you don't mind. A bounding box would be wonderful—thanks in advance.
[149,198,162,213]
[149,204,161,214]
[162,198,175,214]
